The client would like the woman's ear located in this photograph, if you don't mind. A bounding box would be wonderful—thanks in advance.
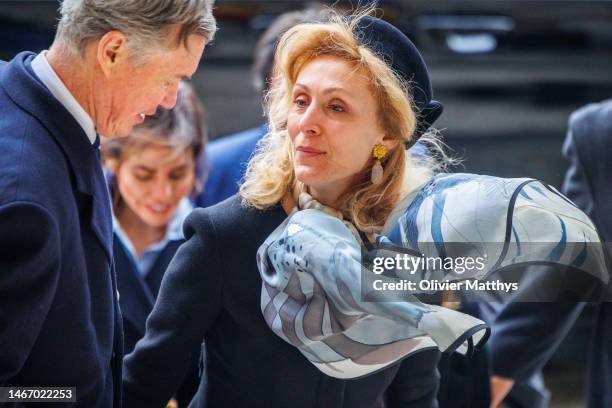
[381,134,400,151]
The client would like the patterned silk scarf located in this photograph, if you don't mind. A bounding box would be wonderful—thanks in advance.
[257,174,608,379]
[296,191,370,245]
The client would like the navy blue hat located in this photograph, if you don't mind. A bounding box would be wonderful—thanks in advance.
[354,16,443,146]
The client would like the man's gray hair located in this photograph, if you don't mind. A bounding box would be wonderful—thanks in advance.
[55,0,217,58]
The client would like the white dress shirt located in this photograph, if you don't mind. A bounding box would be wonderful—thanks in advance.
[31,51,97,145]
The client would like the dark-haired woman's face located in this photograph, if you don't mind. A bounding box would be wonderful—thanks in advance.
[116,143,195,228]
[287,56,391,205]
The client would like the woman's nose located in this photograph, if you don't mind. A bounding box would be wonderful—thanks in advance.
[150,181,173,200]
[299,103,322,136]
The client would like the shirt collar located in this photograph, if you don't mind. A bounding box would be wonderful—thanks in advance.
[30,51,97,145]
[166,197,193,241]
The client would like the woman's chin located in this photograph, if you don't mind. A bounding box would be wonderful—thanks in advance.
[139,212,173,229]
[294,166,326,186]
[295,172,322,187]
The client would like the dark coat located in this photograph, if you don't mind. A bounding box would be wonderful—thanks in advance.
[488,100,612,408]
[123,195,441,408]
[561,100,612,408]
[0,52,123,407]
[114,237,199,406]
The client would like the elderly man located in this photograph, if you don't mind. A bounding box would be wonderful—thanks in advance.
[0,1,215,406]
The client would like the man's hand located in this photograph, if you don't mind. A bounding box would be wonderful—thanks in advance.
[490,375,514,408]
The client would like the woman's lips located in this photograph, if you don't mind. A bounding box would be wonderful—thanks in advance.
[145,204,172,215]
[296,146,325,157]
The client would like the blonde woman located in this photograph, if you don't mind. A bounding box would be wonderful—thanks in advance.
[122,6,609,407]
[123,9,446,408]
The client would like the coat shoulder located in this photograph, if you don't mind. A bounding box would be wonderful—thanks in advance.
[569,99,612,145]
[0,101,70,207]
[185,195,285,247]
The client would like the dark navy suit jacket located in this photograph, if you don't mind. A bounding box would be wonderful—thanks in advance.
[0,52,123,407]
[489,100,612,408]
[195,125,266,207]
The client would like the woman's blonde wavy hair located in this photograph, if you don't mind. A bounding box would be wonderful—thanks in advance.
[240,7,448,232]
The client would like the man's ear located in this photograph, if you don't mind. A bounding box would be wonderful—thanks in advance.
[96,31,128,78]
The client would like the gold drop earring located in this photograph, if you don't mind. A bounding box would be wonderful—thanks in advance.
[371,144,387,185]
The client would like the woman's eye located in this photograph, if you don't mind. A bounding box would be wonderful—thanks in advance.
[132,170,153,181]
[328,104,344,112]
[170,172,187,181]
[294,97,308,109]
[133,172,152,181]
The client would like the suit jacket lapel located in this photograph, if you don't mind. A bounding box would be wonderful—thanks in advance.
[90,157,113,263]
[113,238,155,334]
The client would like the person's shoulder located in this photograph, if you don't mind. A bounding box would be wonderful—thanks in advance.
[0,77,31,125]
[569,99,612,142]
[187,195,241,227]
[0,112,67,206]
[570,99,612,123]
[186,194,284,241]
[188,194,262,227]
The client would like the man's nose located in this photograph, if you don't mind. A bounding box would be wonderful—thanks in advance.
[160,86,179,110]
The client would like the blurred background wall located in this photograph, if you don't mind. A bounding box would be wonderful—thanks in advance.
[2,1,611,406]
[3,0,611,188]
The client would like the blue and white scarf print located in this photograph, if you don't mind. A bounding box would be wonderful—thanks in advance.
[256,173,608,379]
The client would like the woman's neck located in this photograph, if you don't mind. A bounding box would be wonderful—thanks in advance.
[115,202,166,258]
[305,185,343,210]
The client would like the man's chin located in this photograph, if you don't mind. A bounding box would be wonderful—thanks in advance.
[102,125,134,138]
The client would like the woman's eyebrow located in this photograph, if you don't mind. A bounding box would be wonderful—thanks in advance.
[322,87,351,96]
[170,164,189,172]
[133,165,155,172]
[294,83,309,91]
[294,83,352,96]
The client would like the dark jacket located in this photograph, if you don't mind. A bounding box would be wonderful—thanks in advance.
[560,100,612,408]
[114,237,199,406]
[123,195,441,408]
[0,52,123,407]
[114,238,183,354]
[488,100,612,408]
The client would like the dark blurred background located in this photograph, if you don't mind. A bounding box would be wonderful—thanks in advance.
[2,1,611,406]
